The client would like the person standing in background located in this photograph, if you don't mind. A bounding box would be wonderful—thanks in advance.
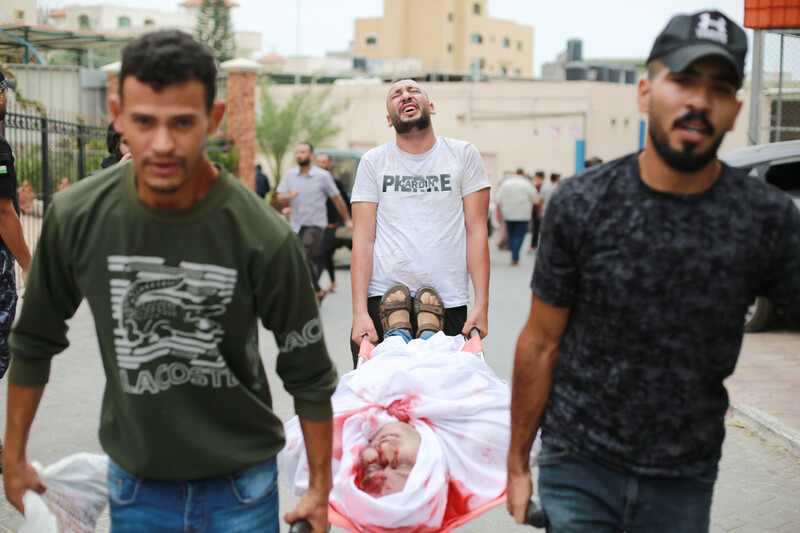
[495,170,539,265]
[273,142,352,302]
[0,70,31,471]
[529,170,545,253]
[314,152,350,294]
[255,163,271,199]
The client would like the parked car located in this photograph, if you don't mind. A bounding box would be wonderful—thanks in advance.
[315,148,366,250]
[720,140,800,332]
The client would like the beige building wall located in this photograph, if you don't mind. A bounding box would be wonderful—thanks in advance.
[0,0,37,24]
[258,81,750,188]
[355,0,532,77]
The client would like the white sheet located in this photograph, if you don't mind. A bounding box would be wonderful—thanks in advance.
[278,332,539,532]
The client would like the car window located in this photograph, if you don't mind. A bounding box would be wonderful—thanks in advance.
[764,161,800,212]
[329,156,357,195]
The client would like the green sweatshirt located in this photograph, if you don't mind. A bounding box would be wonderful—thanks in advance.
[8,162,337,480]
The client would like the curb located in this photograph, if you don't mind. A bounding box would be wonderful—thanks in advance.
[730,401,800,458]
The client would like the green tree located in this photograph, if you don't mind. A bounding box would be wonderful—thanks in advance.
[196,0,235,63]
[256,81,347,183]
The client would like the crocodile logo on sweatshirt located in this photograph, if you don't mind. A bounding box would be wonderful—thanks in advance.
[108,256,239,395]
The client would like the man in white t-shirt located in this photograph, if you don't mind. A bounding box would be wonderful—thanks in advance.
[349,79,491,365]
[274,142,352,301]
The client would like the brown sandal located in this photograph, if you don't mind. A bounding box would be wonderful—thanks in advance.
[414,286,444,338]
[379,284,413,333]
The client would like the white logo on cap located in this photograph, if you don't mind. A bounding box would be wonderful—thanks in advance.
[696,13,728,44]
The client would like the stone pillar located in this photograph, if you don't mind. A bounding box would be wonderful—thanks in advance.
[101,61,121,114]
[221,58,260,190]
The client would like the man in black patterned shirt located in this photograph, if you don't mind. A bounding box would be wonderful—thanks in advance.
[507,11,800,533]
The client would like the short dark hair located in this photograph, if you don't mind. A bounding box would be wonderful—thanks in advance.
[551,173,561,182]
[298,141,314,153]
[106,122,122,158]
[535,171,545,178]
[119,30,217,111]
[584,156,603,168]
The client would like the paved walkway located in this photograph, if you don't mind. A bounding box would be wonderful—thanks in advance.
[726,319,800,454]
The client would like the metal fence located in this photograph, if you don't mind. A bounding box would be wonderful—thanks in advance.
[749,30,800,144]
[2,104,107,289]
[4,107,108,210]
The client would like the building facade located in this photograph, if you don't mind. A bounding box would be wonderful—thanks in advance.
[46,1,260,58]
[354,0,533,77]
[0,0,37,25]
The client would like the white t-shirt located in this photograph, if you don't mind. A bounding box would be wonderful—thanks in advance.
[495,175,539,221]
[350,137,490,307]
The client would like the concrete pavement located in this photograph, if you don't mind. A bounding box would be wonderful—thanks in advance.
[0,242,798,532]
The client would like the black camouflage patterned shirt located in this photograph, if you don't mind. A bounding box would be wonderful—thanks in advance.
[532,152,800,477]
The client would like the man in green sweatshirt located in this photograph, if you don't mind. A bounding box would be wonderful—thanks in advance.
[2,30,337,533]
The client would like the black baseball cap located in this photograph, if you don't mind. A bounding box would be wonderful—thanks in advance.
[647,10,748,87]
[0,71,16,91]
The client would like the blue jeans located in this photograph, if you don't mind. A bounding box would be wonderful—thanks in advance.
[384,328,434,343]
[505,220,528,262]
[537,444,717,533]
[107,458,279,532]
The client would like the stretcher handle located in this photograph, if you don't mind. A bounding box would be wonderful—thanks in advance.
[526,495,549,528]
[468,327,481,338]
[288,519,311,533]
[356,334,373,368]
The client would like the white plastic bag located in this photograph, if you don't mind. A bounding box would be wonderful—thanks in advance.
[20,453,109,533]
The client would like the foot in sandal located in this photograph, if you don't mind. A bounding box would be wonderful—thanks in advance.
[414,286,444,338]
[379,284,413,334]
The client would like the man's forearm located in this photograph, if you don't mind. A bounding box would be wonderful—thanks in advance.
[299,417,333,492]
[350,238,373,315]
[350,203,377,316]
[273,193,293,207]
[331,195,351,224]
[4,383,45,466]
[463,189,490,313]
[0,208,31,273]
[465,227,489,311]
[508,322,559,472]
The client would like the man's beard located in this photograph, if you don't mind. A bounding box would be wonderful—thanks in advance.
[393,111,431,134]
[297,156,311,166]
[649,109,723,172]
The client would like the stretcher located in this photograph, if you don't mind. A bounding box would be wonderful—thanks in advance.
[289,331,548,532]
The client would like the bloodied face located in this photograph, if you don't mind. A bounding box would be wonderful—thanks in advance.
[356,421,421,497]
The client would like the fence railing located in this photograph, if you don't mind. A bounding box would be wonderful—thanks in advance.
[2,107,107,290]
[4,108,108,212]
[749,30,800,144]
